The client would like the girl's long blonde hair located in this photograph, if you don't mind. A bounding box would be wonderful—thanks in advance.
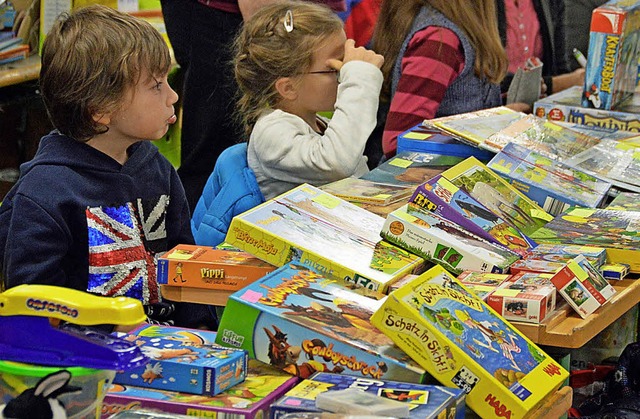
[372,0,507,101]
[233,1,344,136]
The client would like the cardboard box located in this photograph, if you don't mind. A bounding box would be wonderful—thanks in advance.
[370,265,569,418]
[397,123,494,161]
[214,263,427,383]
[600,263,630,280]
[157,244,275,290]
[550,255,617,319]
[529,243,607,268]
[456,271,511,301]
[270,372,465,419]
[508,259,565,274]
[486,272,556,324]
[102,359,298,419]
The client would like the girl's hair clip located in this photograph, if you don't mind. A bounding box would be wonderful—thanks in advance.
[283,10,294,33]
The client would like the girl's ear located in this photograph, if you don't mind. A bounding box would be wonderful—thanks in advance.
[275,77,298,101]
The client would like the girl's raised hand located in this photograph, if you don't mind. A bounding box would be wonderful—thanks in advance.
[326,39,384,71]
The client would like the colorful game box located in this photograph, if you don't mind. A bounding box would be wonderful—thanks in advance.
[607,191,640,211]
[370,265,569,418]
[530,207,640,272]
[485,272,557,324]
[318,177,413,205]
[113,334,248,396]
[157,244,275,290]
[270,372,466,419]
[102,359,299,419]
[487,143,612,215]
[582,0,640,110]
[214,263,427,383]
[456,271,511,301]
[380,203,521,275]
[549,255,617,318]
[440,158,552,237]
[411,174,536,255]
[224,184,424,293]
[396,122,494,161]
[600,263,631,280]
[508,258,565,274]
[528,243,607,268]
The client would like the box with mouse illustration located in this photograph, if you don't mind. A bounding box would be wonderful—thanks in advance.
[102,359,298,419]
[582,0,640,110]
[157,244,276,290]
[270,372,465,419]
[370,265,569,418]
[214,263,428,384]
[112,333,248,396]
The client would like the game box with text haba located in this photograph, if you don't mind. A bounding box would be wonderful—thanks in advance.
[214,263,428,384]
[370,265,568,418]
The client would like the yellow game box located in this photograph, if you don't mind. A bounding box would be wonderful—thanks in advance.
[371,265,569,418]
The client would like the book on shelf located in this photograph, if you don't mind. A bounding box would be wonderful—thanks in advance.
[319,177,413,205]
[0,43,29,65]
[370,265,569,418]
[439,157,552,236]
[360,151,464,187]
[224,184,424,293]
[487,142,612,215]
[530,207,640,273]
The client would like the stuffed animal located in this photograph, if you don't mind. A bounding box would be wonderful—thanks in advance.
[0,370,81,419]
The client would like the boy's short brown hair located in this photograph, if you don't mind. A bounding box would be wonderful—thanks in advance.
[40,4,172,141]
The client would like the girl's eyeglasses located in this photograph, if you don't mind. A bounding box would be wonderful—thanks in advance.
[304,69,339,80]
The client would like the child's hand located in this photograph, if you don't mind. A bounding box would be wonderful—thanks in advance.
[326,39,384,71]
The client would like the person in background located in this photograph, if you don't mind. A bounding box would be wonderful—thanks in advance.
[160,0,346,212]
[496,0,585,97]
[0,5,212,330]
[563,0,606,71]
[373,0,508,159]
[233,1,384,200]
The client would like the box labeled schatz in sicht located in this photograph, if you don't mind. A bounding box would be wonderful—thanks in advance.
[214,263,427,383]
[270,372,465,419]
[113,334,248,396]
[371,265,569,418]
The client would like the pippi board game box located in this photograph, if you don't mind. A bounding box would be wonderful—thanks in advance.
[530,207,640,273]
[370,265,569,418]
[113,334,248,395]
[485,272,557,324]
[508,259,565,275]
[157,244,276,290]
[380,203,521,275]
[534,86,640,132]
[411,174,535,256]
[214,263,428,383]
[101,359,298,419]
[527,243,607,268]
[439,158,552,237]
[582,1,640,110]
[270,372,465,419]
[549,255,617,319]
[224,184,424,293]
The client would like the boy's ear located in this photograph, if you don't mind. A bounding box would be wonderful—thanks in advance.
[275,77,298,101]
[92,112,111,126]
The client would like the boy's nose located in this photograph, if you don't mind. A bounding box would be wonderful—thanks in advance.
[168,86,179,105]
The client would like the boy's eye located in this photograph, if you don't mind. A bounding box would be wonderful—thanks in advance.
[152,77,163,91]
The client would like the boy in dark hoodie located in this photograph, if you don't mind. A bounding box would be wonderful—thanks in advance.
[0,5,214,329]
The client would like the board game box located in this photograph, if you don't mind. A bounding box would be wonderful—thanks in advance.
[549,255,617,319]
[528,243,607,268]
[157,244,275,290]
[214,263,427,383]
[440,157,552,236]
[224,184,424,293]
[456,271,512,301]
[318,177,413,205]
[270,372,466,419]
[370,265,569,418]
[607,191,640,210]
[410,174,536,255]
[485,272,557,324]
[380,203,521,275]
[102,359,299,419]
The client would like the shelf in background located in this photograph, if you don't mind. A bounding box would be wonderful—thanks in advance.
[0,54,40,88]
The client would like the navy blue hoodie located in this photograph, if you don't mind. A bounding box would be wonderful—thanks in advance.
[0,132,193,304]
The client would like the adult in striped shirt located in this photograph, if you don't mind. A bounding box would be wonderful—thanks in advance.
[372,0,508,159]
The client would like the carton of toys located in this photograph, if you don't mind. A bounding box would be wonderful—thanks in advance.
[485,272,557,324]
[456,271,511,301]
[370,265,569,418]
[214,263,427,383]
[270,372,466,419]
[113,333,248,396]
[102,359,298,419]
[550,255,617,319]
[157,244,276,290]
[582,1,640,110]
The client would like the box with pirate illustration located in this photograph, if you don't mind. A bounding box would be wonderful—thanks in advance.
[371,265,569,418]
[214,263,428,383]
[157,244,276,290]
